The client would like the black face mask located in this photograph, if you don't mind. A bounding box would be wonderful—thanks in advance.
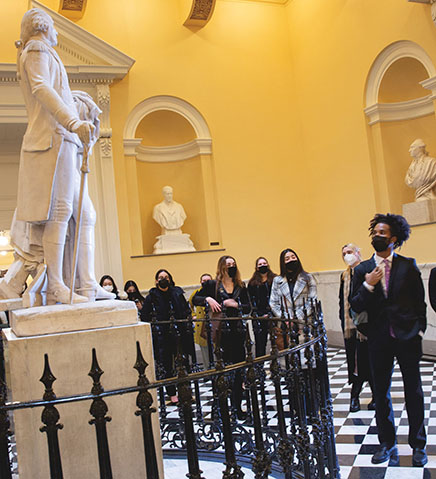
[227,266,237,278]
[258,265,268,275]
[127,291,136,301]
[371,235,391,253]
[158,278,170,289]
[285,260,299,274]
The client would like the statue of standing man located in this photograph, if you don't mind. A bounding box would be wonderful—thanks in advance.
[10,8,114,304]
[405,139,436,201]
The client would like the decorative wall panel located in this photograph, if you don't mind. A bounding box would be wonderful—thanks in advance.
[184,0,216,27]
[59,0,87,20]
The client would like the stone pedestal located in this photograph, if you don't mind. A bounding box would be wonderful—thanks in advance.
[2,301,163,479]
[402,199,436,226]
[153,233,196,254]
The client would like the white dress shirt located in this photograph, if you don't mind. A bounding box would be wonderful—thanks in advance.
[363,253,394,295]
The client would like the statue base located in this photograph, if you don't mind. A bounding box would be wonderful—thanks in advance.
[402,199,436,226]
[2,302,163,479]
[153,233,196,254]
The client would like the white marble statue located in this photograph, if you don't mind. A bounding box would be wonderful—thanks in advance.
[405,139,436,201]
[0,8,114,305]
[152,186,195,254]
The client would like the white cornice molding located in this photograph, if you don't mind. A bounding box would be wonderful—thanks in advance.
[364,95,434,125]
[365,40,436,108]
[421,76,436,96]
[123,139,142,157]
[30,0,135,78]
[0,63,127,85]
[135,139,212,163]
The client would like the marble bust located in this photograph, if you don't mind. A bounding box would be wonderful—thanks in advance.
[152,186,195,254]
[405,139,436,201]
[153,186,187,235]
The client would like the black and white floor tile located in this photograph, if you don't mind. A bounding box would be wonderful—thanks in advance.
[327,347,436,479]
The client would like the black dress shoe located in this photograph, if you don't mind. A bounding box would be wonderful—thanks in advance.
[350,397,360,413]
[371,444,398,464]
[367,399,376,411]
[412,448,428,467]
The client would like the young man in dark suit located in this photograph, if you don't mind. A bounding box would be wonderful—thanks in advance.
[350,213,427,466]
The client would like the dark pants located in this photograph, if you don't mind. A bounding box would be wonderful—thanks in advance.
[254,319,269,357]
[154,329,194,397]
[368,333,426,449]
[221,323,246,411]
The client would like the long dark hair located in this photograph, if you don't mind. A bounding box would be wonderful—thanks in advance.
[99,274,118,295]
[279,248,309,281]
[216,255,243,287]
[248,257,276,287]
[124,280,145,302]
[154,269,175,287]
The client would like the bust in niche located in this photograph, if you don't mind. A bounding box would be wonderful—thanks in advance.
[152,186,195,254]
[405,139,436,201]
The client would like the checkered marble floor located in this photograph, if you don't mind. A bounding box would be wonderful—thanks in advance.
[6,347,436,478]
[327,347,436,479]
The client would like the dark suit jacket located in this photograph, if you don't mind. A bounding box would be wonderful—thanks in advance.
[429,267,436,314]
[350,253,426,341]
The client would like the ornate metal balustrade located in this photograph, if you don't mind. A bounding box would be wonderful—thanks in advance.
[0,299,339,479]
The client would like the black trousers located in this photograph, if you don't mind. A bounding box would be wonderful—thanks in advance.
[368,333,426,449]
[344,334,371,385]
[221,323,246,411]
[254,319,269,357]
[154,330,194,397]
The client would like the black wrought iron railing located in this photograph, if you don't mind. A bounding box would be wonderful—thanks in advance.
[0,299,339,479]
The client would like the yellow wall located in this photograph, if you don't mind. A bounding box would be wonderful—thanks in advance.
[286,0,436,268]
[3,0,436,290]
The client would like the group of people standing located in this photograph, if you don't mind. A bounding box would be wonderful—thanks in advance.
[100,248,318,416]
[101,212,432,468]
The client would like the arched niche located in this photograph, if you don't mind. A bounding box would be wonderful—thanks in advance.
[364,41,436,214]
[123,96,221,256]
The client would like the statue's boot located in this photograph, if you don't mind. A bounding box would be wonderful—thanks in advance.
[0,257,29,299]
[76,225,116,301]
[43,221,88,305]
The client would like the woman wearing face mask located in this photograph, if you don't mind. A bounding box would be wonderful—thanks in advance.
[99,275,122,300]
[143,269,193,405]
[339,244,375,413]
[124,280,146,319]
[270,248,317,322]
[248,257,276,356]
[193,255,251,419]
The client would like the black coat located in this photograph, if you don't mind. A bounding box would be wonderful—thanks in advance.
[350,253,426,341]
[248,282,272,317]
[192,279,251,317]
[142,286,191,332]
[429,267,436,314]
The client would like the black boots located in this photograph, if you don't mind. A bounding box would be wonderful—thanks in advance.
[350,379,363,413]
